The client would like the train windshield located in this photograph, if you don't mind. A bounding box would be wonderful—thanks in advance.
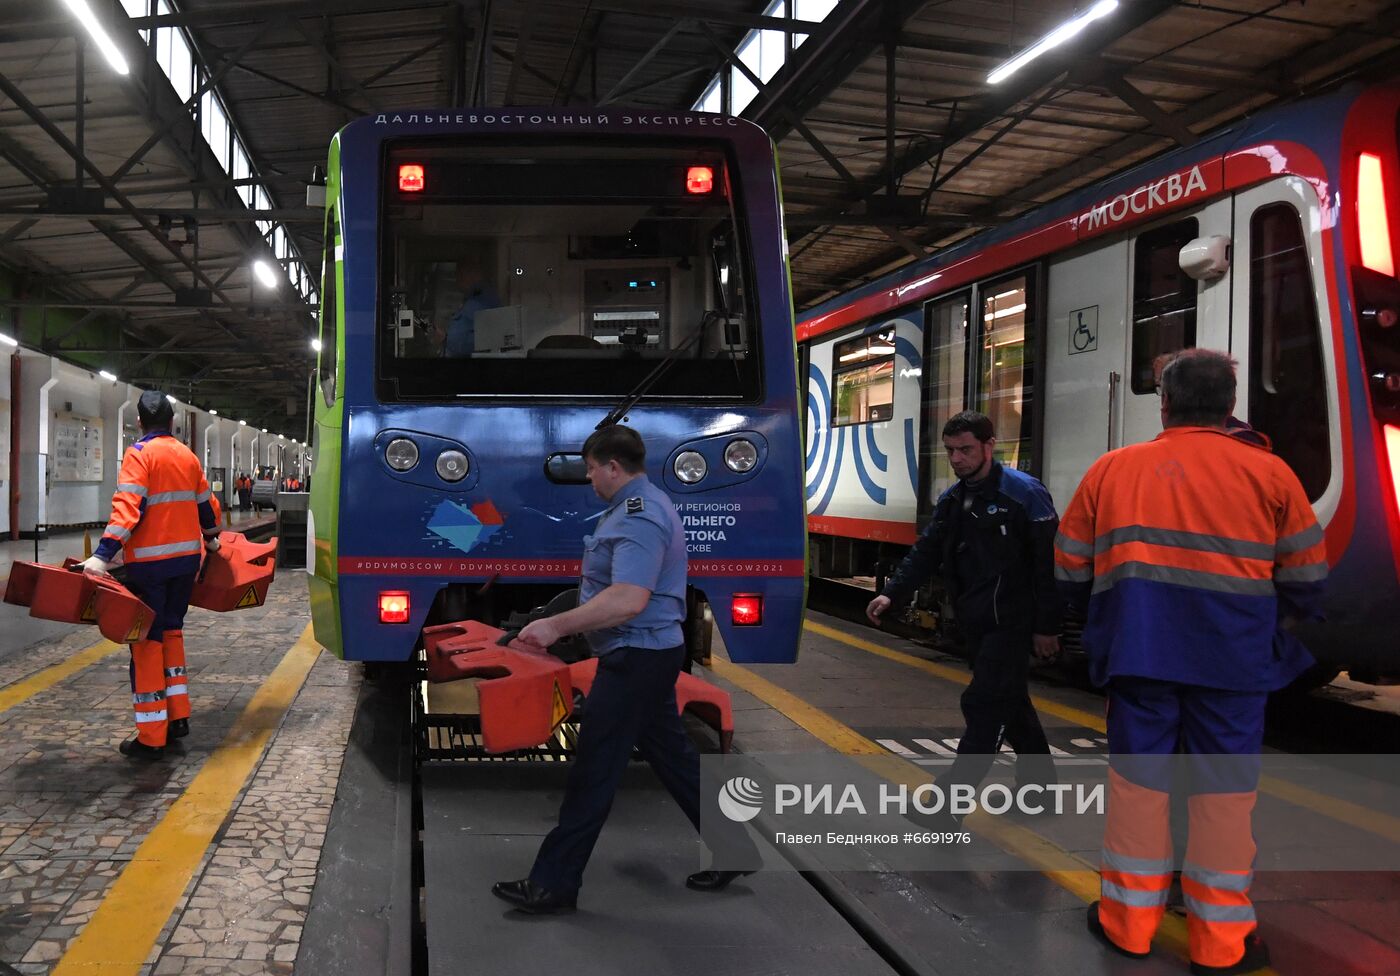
[377,139,761,401]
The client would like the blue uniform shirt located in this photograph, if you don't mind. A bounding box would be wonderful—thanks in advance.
[579,474,687,655]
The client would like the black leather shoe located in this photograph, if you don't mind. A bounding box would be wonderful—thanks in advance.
[1087,901,1150,959]
[490,879,576,914]
[169,718,189,739]
[685,870,755,892]
[119,736,165,761]
[1189,932,1270,976]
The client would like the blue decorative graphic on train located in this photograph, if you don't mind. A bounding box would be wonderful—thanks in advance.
[425,499,505,554]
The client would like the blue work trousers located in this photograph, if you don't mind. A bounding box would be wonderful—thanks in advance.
[530,645,704,894]
[122,561,197,643]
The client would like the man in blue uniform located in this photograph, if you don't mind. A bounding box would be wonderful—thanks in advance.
[441,259,500,357]
[492,425,751,914]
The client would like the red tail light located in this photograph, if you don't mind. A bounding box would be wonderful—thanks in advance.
[686,166,715,195]
[1358,153,1394,276]
[1386,424,1400,517]
[379,591,410,623]
[398,164,425,193]
[731,593,763,626]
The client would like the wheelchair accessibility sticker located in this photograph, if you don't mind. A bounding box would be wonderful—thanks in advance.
[1069,306,1098,355]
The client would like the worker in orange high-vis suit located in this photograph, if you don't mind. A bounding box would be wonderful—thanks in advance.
[81,390,221,761]
[1054,349,1327,976]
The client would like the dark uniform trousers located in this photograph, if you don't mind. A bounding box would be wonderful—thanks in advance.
[530,644,730,894]
[943,628,1055,793]
[122,563,197,746]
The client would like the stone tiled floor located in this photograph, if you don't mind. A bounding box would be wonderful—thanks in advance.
[0,570,362,975]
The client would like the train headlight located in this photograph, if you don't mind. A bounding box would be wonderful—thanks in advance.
[436,449,470,482]
[385,438,419,471]
[674,450,707,485]
[723,438,758,473]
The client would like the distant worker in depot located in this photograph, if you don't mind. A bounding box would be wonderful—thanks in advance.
[81,390,222,761]
[493,424,755,914]
[1055,349,1328,975]
[438,258,500,357]
[867,410,1062,807]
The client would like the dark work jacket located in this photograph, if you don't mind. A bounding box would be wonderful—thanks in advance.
[882,462,1063,636]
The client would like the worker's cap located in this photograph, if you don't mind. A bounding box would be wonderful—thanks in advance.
[137,389,174,427]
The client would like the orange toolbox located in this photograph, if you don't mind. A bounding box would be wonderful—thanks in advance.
[189,531,278,612]
[3,559,154,644]
[423,620,574,754]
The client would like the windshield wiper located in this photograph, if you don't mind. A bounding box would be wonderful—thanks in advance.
[595,310,723,430]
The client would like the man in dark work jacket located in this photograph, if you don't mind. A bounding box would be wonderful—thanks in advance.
[868,410,1062,808]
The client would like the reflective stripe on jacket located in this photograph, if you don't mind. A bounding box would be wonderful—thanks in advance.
[1053,426,1328,691]
[96,431,218,566]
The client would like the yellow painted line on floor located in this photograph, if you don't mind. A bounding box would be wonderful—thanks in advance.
[710,654,1202,965]
[0,638,124,715]
[52,625,322,976]
[806,617,1400,846]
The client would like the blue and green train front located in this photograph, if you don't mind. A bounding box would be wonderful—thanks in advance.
[308,113,805,666]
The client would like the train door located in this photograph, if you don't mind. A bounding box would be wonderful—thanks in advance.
[1118,202,1233,447]
[916,290,971,524]
[1229,177,1341,522]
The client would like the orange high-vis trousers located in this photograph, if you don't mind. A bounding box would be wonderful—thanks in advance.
[130,639,168,747]
[162,629,189,721]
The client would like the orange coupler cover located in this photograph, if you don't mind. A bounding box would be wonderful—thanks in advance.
[568,657,735,753]
[422,620,574,754]
[3,559,154,644]
[189,531,278,612]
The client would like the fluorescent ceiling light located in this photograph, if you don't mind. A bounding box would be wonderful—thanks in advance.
[0,334,16,348]
[99,369,117,382]
[986,0,1118,85]
[239,420,247,426]
[166,394,178,404]
[252,259,279,289]
[209,409,218,416]
[60,0,130,75]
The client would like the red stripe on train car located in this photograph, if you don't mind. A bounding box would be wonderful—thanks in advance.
[807,514,919,545]
[338,557,806,577]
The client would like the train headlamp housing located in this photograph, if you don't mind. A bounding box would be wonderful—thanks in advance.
[723,439,758,473]
[436,449,470,482]
[385,438,419,471]
[674,451,707,485]
[664,431,769,493]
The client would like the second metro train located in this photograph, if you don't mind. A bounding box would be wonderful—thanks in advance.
[800,84,1400,680]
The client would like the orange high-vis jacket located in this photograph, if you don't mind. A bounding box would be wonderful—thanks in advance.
[96,432,219,566]
[1053,426,1328,691]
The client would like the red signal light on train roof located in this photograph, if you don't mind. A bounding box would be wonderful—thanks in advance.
[398,164,425,193]
[686,166,715,195]
[379,591,411,624]
[731,593,763,626]
[1358,152,1394,277]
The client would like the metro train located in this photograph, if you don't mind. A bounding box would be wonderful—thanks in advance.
[800,84,1400,679]
[306,110,806,666]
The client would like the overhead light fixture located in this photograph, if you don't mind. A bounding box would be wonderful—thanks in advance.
[166,394,177,404]
[239,420,247,426]
[986,0,1118,85]
[261,428,268,433]
[310,338,323,353]
[60,0,130,75]
[209,409,218,416]
[99,369,117,382]
[0,334,17,348]
[252,259,279,289]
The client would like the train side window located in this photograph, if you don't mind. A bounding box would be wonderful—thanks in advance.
[1248,202,1329,501]
[1131,218,1199,394]
[832,325,895,425]
[318,206,339,407]
[918,292,970,512]
[976,274,1034,472]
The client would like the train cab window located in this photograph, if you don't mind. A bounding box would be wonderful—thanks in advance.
[918,292,970,510]
[1248,202,1329,501]
[377,141,760,401]
[317,206,339,407]
[832,326,894,425]
[976,274,1035,473]
[1131,218,1199,394]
